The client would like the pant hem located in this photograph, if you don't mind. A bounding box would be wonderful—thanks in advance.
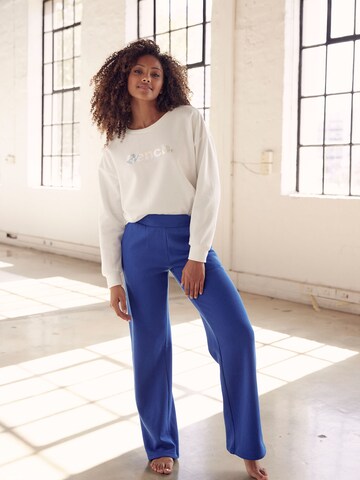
[227,446,267,461]
[148,452,180,461]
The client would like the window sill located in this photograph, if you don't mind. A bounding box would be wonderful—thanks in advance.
[286,192,360,200]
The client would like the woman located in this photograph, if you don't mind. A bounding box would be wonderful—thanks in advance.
[91,39,268,479]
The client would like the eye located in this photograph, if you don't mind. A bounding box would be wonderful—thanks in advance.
[133,68,142,74]
[151,73,160,78]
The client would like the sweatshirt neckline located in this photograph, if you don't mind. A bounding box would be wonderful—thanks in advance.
[126,109,172,135]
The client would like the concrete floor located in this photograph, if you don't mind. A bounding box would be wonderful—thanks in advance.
[0,243,359,480]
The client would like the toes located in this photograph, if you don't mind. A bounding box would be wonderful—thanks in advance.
[149,458,174,475]
[163,460,173,474]
[244,460,268,480]
[256,468,268,480]
[150,460,162,473]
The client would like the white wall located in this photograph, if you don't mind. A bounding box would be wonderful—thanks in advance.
[0,0,126,260]
[229,0,360,313]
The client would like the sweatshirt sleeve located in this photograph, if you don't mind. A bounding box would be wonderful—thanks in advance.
[98,147,126,288]
[188,111,221,263]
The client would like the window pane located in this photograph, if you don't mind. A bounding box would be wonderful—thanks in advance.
[326,42,354,94]
[75,0,82,23]
[301,46,326,96]
[63,58,74,88]
[354,41,360,91]
[74,25,81,56]
[63,91,73,123]
[325,94,351,144]
[206,0,212,22]
[156,0,169,33]
[44,32,53,64]
[54,31,63,61]
[357,0,360,33]
[62,157,74,187]
[52,92,62,124]
[74,57,80,86]
[74,90,80,122]
[44,0,52,32]
[52,125,62,155]
[43,126,52,155]
[73,155,80,187]
[298,147,323,194]
[63,28,73,60]
[170,29,186,64]
[187,25,203,64]
[54,0,63,29]
[300,97,324,145]
[188,67,204,108]
[351,146,360,194]
[302,0,327,46]
[62,124,73,154]
[205,22,211,64]
[353,93,360,143]
[156,32,170,53]
[43,95,52,125]
[331,0,355,38]
[188,0,203,26]
[42,156,52,185]
[51,157,62,186]
[44,63,53,94]
[139,0,154,37]
[170,0,186,30]
[54,61,63,90]
[204,108,210,127]
[205,65,211,107]
[324,146,350,195]
[73,123,80,155]
[64,0,74,27]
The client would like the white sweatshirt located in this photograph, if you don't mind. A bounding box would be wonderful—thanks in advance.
[98,105,221,288]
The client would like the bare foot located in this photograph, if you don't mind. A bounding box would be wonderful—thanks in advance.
[149,457,174,475]
[244,459,268,480]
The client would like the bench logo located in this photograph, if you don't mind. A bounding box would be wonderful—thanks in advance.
[126,144,172,165]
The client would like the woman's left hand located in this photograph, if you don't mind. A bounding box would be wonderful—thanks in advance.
[181,260,205,299]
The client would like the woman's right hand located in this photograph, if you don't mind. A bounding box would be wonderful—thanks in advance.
[110,285,131,321]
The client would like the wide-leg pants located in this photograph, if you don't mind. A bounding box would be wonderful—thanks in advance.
[121,214,266,461]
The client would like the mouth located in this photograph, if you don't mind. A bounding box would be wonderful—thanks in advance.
[137,85,152,91]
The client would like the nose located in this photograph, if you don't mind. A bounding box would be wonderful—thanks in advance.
[141,74,150,83]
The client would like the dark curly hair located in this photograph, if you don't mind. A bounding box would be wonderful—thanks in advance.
[90,39,191,144]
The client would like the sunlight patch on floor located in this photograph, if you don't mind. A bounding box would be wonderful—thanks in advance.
[0,262,14,269]
[0,277,108,319]
[0,320,357,479]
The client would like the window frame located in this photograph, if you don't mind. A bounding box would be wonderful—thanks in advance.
[136,0,211,121]
[41,0,82,189]
[297,0,360,197]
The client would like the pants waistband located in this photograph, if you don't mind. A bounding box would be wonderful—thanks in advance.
[135,214,191,228]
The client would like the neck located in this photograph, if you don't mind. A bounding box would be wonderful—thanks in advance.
[129,100,163,129]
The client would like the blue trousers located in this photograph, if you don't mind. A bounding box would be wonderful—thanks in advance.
[121,214,266,461]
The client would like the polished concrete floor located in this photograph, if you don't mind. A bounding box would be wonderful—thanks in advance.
[0,243,359,480]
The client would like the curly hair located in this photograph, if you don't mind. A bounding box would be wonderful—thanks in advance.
[90,39,191,144]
